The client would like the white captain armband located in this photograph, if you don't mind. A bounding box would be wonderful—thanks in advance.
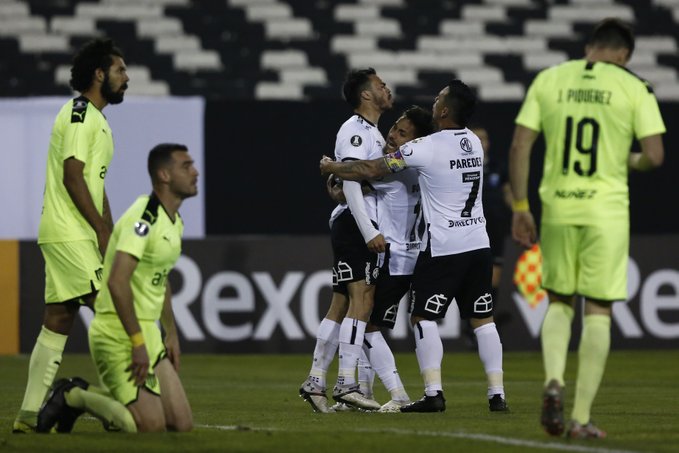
[384,150,407,173]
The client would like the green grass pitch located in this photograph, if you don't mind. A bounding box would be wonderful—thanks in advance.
[1,350,676,452]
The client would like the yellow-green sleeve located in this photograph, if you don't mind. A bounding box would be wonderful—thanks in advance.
[62,117,95,163]
[115,215,150,261]
[634,85,666,139]
[515,71,544,132]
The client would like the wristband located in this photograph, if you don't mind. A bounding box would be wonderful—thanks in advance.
[512,198,530,212]
[130,332,145,348]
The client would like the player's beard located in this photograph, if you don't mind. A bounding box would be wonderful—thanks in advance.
[380,94,393,112]
[173,181,198,200]
[101,73,126,105]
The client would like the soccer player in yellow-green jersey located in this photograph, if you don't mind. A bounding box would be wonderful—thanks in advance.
[94,192,183,322]
[39,96,114,244]
[515,59,665,225]
[13,38,129,434]
[508,19,665,439]
[37,144,197,433]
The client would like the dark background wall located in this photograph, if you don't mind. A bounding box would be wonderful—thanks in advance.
[205,101,679,236]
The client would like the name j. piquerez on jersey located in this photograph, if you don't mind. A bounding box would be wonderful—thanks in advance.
[515,59,666,225]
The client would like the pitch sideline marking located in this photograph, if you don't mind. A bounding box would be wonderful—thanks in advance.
[196,423,641,453]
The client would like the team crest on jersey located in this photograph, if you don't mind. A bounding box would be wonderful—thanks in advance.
[350,135,362,147]
[401,144,413,156]
[460,137,473,153]
[134,221,150,237]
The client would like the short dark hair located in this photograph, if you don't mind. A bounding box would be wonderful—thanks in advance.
[588,18,635,57]
[148,143,188,183]
[444,79,476,128]
[403,105,434,138]
[342,68,376,108]
[70,38,124,92]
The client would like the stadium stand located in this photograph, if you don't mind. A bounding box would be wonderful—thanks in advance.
[0,0,678,100]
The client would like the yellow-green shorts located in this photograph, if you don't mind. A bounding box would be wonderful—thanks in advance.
[89,315,166,406]
[40,240,103,303]
[540,222,629,302]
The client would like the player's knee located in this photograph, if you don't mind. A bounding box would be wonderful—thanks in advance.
[169,415,193,432]
[134,410,166,433]
[469,316,494,330]
[137,417,166,433]
[42,308,78,334]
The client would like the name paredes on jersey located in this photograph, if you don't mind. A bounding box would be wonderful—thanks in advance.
[449,157,483,169]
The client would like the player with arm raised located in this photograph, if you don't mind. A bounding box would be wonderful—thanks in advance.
[321,80,509,413]
[323,106,434,413]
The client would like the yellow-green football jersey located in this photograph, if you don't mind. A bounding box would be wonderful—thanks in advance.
[516,59,666,225]
[94,194,184,321]
[39,96,114,243]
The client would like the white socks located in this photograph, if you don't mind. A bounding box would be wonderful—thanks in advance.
[337,318,367,387]
[357,349,375,398]
[364,331,409,401]
[474,322,505,398]
[308,318,340,389]
[413,320,443,396]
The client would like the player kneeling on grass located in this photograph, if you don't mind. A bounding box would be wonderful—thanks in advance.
[37,143,198,433]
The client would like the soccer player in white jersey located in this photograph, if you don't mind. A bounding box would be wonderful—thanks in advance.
[323,106,434,413]
[299,68,392,412]
[320,80,509,413]
[362,106,433,411]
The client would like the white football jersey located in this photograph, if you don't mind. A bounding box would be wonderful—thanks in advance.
[329,114,386,228]
[372,169,421,275]
[395,128,490,257]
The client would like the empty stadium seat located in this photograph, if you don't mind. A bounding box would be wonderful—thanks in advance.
[0,0,677,101]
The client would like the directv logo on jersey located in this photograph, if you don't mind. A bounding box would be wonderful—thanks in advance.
[448,217,485,228]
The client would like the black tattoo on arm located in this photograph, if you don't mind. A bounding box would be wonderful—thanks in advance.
[332,158,388,181]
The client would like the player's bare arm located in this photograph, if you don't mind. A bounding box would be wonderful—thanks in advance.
[161,282,181,372]
[108,251,149,386]
[63,157,112,255]
[508,125,539,248]
[103,189,114,231]
[628,134,664,171]
[319,155,390,180]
